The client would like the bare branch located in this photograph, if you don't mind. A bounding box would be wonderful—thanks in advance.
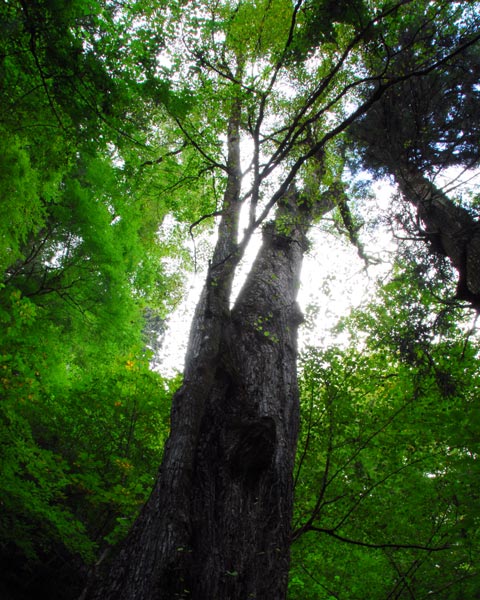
[189,210,224,272]
[173,116,227,172]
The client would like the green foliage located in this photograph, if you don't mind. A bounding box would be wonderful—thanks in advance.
[0,2,187,598]
[220,0,293,59]
[1,0,480,598]
[0,245,173,560]
[290,0,371,59]
[290,267,480,598]
[0,267,177,589]
[0,331,176,593]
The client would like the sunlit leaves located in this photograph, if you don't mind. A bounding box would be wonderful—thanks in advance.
[220,0,294,60]
[290,266,480,598]
[0,3,182,594]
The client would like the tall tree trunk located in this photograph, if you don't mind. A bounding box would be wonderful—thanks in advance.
[186,213,308,599]
[81,99,331,598]
[82,199,309,599]
[81,89,244,600]
[394,164,480,308]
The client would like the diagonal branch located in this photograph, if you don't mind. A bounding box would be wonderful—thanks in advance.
[173,116,227,172]
[189,210,224,272]
[140,143,187,168]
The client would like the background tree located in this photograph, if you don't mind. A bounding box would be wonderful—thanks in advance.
[348,24,480,307]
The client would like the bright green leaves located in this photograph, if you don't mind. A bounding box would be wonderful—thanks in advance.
[29,359,175,549]
[219,0,294,60]
[290,265,480,599]
[0,3,186,594]
[253,312,280,343]
[0,134,46,272]
[0,347,175,568]
[0,416,93,562]
[1,0,479,598]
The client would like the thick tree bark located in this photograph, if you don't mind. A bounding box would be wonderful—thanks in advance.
[82,208,309,599]
[187,210,308,599]
[81,93,244,600]
[394,164,480,308]
[81,97,332,598]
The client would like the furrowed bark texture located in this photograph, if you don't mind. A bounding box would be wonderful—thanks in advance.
[81,97,326,597]
[82,217,309,600]
[81,101,244,600]
[188,210,309,599]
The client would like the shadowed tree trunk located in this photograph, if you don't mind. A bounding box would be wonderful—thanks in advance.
[187,204,308,599]
[394,165,480,308]
[348,32,480,308]
[81,88,332,597]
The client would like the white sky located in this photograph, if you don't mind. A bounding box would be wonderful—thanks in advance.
[153,180,397,376]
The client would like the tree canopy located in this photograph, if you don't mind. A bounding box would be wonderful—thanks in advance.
[1,1,479,599]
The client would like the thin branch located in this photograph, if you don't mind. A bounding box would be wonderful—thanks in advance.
[194,51,257,94]
[325,393,416,489]
[299,563,340,599]
[293,380,317,491]
[308,527,450,552]
[292,387,420,543]
[385,552,418,600]
[420,569,478,599]
[291,384,336,540]
[139,143,187,168]
[189,211,224,235]
[246,13,480,243]
[333,453,439,533]
[384,523,449,600]
[73,79,148,148]
[460,313,479,360]
[247,0,305,230]
[27,31,65,130]
[173,116,227,172]
[440,162,480,197]
[189,210,224,272]
[263,0,412,173]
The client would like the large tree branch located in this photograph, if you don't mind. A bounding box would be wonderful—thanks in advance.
[248,17,480,240]
[262,0,414,174]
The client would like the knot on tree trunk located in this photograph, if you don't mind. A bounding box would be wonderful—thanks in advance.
[226,416,277,486]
